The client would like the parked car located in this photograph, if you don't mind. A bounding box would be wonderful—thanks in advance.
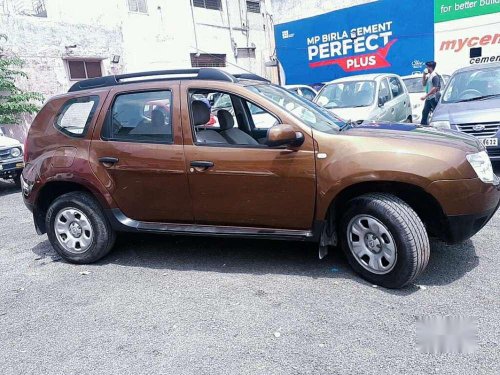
[284,84,318,101]
[402,74,450,123]
[0,128,24,187]
[314,73,412,124]
[22,68,500,288]
[430,63,500,160]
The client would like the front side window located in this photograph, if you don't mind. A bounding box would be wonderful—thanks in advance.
[104,90,173,143]
[388,77,404,98]
[316,80,376,109]
[55,96,99,137]
[249,84,344,133]
[379,78,391,104]
[300,88,316,101]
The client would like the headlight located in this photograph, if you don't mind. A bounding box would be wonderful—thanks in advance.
[10,147,22,158]
[430,120,450,129]
[466,151,496,184]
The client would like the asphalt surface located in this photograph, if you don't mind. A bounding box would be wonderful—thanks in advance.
[1,170,499,375]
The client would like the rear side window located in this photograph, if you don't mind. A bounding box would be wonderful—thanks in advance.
[103,90,173,143]
[55,96,99,137]
[388,77,404,98]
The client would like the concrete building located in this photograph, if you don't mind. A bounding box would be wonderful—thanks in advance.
[0,0,276,139]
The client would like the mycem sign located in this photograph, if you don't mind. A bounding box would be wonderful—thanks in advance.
[274,0,435,84]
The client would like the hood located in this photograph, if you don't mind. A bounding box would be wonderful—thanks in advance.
[0,135,22,148]
[327,106,373,123]
[343,122,480,152]
[432,97,500,124]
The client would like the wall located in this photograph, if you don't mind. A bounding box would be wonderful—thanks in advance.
[0,0,276,140]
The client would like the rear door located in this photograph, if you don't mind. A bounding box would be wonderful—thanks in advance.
[89,81,193,223]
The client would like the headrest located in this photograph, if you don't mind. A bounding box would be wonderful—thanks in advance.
[217,109,234,131]
[192,100,210,125]
[151,108,165,126]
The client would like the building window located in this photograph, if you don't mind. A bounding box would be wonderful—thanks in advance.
[33,0,47,17]
[193,0,222,11]
[128,0,148,13]
[67,60,103,80]
[237,47,256,59]
[246,1,260,13]
[190,53,226,68]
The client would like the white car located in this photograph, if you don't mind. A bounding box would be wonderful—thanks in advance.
[402,74,450,123]
[284,85,318,101]
[314,73,412,124]
[0,128,24,187]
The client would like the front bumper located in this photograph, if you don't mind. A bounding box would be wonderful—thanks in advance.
[444,200,500,243]
[0,157,24,178]
[428,177,500,243]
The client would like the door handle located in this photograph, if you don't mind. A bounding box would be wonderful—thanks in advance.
[190,160,214,169]
[99,157,119,165]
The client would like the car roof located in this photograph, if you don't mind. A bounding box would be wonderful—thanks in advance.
[326,73,399,84]
[284,84,314,90]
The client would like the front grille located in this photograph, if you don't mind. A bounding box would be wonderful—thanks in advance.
[0,148,13,161]
[456,122,500,138]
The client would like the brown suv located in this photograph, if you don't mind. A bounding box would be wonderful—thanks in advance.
[22,68,500,288]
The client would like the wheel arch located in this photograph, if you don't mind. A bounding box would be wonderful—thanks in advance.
[325,180,446,238]
[34,180,109,234]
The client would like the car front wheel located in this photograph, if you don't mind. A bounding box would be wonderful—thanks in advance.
[46,192,116,264]
[340,193,430,288]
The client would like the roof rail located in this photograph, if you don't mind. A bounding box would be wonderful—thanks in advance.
[68,68,267,92]
[233,73,270,82]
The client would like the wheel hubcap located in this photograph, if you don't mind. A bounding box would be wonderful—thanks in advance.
[347,215,397,274]
[54,208,93,254]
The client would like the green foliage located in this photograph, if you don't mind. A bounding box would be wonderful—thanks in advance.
[0,34,43,125]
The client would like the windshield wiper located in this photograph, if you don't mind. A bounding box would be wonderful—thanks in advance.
[455,93,500,103]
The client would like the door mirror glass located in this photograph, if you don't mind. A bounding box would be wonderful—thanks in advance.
[266,124,304,147]
[378,96,385,107]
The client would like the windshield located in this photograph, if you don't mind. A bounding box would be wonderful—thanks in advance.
[403,77,424,93]
[315,80,375,109]
[442,66,500,103]
[248,84,345,133]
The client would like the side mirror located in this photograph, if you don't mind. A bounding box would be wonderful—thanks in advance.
[378,97,385,107]
[266,124,304,148]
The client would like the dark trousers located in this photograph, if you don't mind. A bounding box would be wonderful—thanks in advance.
[421,98,438,125]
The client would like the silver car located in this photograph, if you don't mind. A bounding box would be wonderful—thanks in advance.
[314,73,412,124]
[430,63,500,161]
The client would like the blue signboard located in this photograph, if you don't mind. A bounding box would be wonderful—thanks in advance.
[274,0,435,84]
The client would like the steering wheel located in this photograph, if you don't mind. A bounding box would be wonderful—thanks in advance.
[459,89,482,100]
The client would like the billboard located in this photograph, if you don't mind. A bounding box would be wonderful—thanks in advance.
[435,0,500,74]
[274,0,435,84]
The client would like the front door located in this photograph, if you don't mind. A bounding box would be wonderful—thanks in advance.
[181,83,316,230]
[90,82,193,223]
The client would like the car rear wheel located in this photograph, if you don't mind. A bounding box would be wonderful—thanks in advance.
[46,192,116,263]
[340,193,430,288]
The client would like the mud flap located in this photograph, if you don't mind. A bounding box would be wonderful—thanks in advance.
[318,213,337,259]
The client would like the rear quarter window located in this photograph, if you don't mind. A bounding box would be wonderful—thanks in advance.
[54,96,100,137]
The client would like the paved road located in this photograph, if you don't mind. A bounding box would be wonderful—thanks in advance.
[0,173,499,375]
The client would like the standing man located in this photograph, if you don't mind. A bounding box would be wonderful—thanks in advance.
[420,61,441,125]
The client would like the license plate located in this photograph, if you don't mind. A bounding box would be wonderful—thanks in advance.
[480,138,498,147]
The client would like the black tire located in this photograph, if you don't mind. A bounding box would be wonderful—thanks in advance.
[46,192,116,264]
[13,172,21,188]
[340,193,430,289]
